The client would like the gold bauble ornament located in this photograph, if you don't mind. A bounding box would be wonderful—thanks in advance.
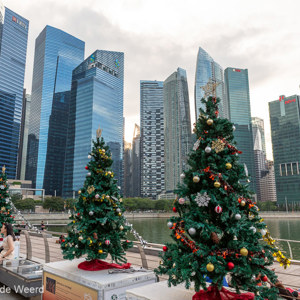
[193,176,200,183]
[120,225,124,230]
[98,249,103,254]
[240,247,248,256]
[214,181,221,188]
[207,119,214,126]
[118,213,122,216]
[119,198,123,202]
[240,200,246,207]
[78,190,81,195]
[206,263,214,272]
[106,195,110,199]
[225,163,232,170]
[78,236,83,241]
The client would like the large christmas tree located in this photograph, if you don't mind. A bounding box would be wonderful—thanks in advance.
[155,81,289,300]
[0,166,15,226]
[61,129,132,266]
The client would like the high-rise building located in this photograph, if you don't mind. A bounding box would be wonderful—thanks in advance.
[63,50,124,196]
[123,141,132,197]
[140,81,164,199]
[225,67,256,193]
[164,68,192,192]
[269,94,300,204]
[194,47,227,120]
[252,117,266,154]
[25,26,85,191]
[132,124,141,197]
[17,91,31,180]
[260,160,277,202]
[0,3,29,178]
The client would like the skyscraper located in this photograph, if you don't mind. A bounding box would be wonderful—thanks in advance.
[123,141,132,197]
[252,117,266,154]
[25,26,85,191]
[164,68,192,192]
[269,95,300,204]
[140,81,164,199]
[0,3,29,178]
[194,47,227,120]
[63,50,124,196]
[132,124,141,197]
[225,67,256,193]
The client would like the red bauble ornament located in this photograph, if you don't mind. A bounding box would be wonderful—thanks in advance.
[105,239,110,245]
[85,166,88,170]
[215,205,222,214]
[163,246,168,252]
[262,276,268,282]
[172,207,177,213]
[77,213,80,216]
[227,262,234,270]
[62,239,65,243]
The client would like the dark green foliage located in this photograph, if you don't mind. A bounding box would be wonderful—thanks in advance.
[10,193,23,203]
[155,97,279,299]
[14,198,35,211]
[154,199,174,211]
[61,136,133,263]
[0,169,15,226]
[43,197,65,211]
[123,198,174,211]
[257,201,277,211]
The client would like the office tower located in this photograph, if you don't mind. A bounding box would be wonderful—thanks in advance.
[140,81,164,199]
[17,91,31,180]
[252,117,266,154]
[63,50,124,196]
[260,161,277,202]
[0,4,29,178]
[194,47,227,120]
[269,94,300,204]
[132,124,141,197]
[123,141,132,197]
[164,68,192,192]
[225,67,256,193]
[25,26,85,192]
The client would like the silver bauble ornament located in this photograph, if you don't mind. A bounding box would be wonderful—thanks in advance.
[205,146,212,153]
[250,226,256,233]
[193,176,200,183]
[120,225,124,230]
[188,228,196,236]
[88,155,92,159]
[260,229,267,236]
[95,194,100,199]
[235,214,241,220]
[232,125,236,131]
[167,222,173,228]
[78,236,83,241]
[191,271,196,276]
[180,173,185,179]
[89,211,94,216]
[116,208,121,213]
[87,172,91,176]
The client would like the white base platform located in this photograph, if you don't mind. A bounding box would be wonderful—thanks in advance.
[126,281,195,300]
[43,258,156,300]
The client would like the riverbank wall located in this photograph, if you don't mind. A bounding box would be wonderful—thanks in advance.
[17,211,300,221]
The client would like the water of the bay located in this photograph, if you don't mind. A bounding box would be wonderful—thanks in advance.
[48,217,300,260]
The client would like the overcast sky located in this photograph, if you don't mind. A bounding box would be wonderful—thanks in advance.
[5,0,300,160]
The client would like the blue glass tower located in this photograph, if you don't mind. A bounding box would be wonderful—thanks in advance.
[25,26,85,190]
[63,50,124,197]
[0,4,29,178]
[194,47,227,120]
[224,67,256,193]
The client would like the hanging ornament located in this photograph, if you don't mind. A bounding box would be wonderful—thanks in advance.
[233,236,238,240]
[193,176,200,183]
[194,192,210,207]
[206,263,214,272]
[235,214,241,220]
[188,228,196,236]
[118,213,122,216]
[225,163,232,169]
[87,172,91,176]
[180,173,185,179]
[98,249,103,254]
[85,166,89,170]
[116,208,121,213]
[240,248,248,256]
[172,207,177,213]
[88,155,92,159]
[215,205,222,214]
[211,139,225,153]
[78,190,81,195]
[120,225,124,231]
[87,185,95,194]
[207,119,214,126]
[119,198,123,202]
[105,240,110,245]
[240,200,246,207]
[95,194,100,199]
[163,246,168,252]
[248,212,255,220]
[227,262,235,270]
[232,125,236,131]
[78,236,83,241]
[250,226,256,233]
[193,139,201,151]
[262,276,268,282]
[178,198,185,205]
[214,181,221,188]
[211,232,220,244]
[167,222,173,229]
[205,146,212,153]
[260,229,267,236]
[89,211,94,216]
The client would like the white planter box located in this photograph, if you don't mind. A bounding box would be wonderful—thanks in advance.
[43,258,156,300]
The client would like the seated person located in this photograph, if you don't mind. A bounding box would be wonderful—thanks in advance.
[0,223,15,263]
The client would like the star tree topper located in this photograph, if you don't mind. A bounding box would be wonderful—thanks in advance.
[200,78,221,98]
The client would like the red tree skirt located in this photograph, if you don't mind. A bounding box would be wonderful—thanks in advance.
[193,285,254,300]
[78,259,131,271]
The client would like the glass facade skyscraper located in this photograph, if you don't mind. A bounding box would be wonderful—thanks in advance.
[225,67,256,193]
[25,26,85,191]
[164,68,192,192]
[63,50,124,196]
[0,4,29,178]
[194,47,227,120]
[140,81,164,199]
[269,95,300,204]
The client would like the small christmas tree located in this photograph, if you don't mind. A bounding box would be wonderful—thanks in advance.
[0,166,15,226]
[155,81,289,300]
[61,129,132,268]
